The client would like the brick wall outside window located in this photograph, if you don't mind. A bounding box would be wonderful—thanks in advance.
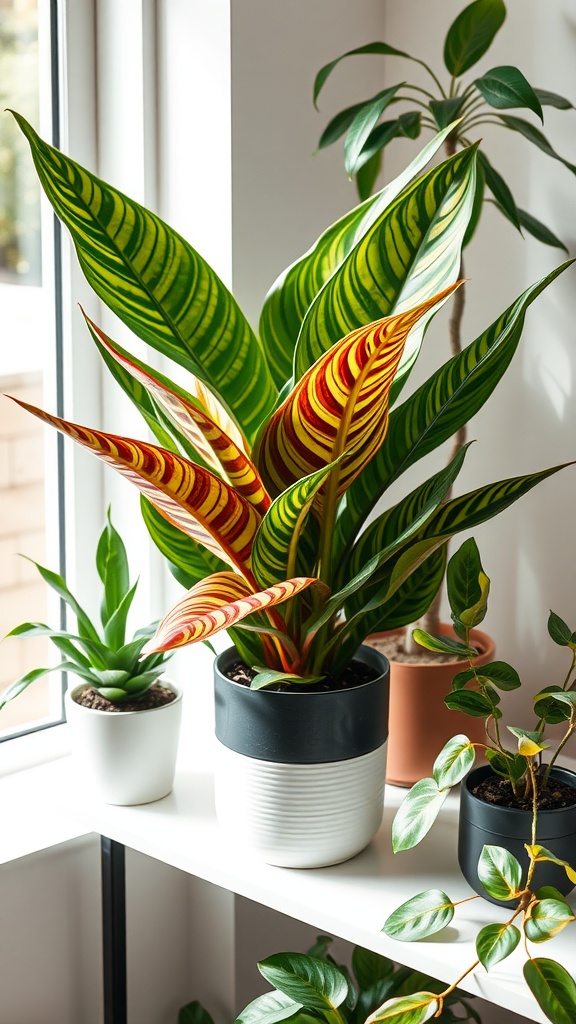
[0,373,50,730]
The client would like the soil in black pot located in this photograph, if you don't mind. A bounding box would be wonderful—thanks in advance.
[75,683,176,712]
[473,773,576,811]
[226,658,378,692]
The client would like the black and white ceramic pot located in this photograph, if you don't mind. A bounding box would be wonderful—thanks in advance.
[459,763,576,907]
[213,644,389,868]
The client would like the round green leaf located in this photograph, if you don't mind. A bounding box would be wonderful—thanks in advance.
[523,958,576,1024]
[548,611,574,647]
[180,1002,216,1024]
[258,954,348,1012]
[369,992,440,1024]
[451,668,476,691]
[476,922,521,969]
[478,661,521,691]
[383,889,454,942]
[535,887,571,905]
[444,0,506,77]
[444,690,494,717]
[525,900,575,944]
[391,778,449,853]
[433,734,475,789]
[474,66,543,120]
[478,845,523,901]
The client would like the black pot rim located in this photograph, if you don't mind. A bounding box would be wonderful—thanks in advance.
[461,763,576,837]
[215,643,388,697]
[213,643,389,764]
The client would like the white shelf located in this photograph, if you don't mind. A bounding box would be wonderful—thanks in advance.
[2,745,575,1024]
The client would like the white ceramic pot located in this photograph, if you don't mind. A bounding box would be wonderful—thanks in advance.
[213,644,390,868]
[65,681,183,805]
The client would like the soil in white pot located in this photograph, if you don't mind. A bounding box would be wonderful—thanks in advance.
[74,682,176,712]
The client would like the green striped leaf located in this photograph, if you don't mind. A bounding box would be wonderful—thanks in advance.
[336,262,572,556]
[341,444,470,597]
[383,889,454,941]
[258,126,460,388]
[294,145,477,385]
[13,111,276,445]
[258,953,348,1012]
[392,779,449,853]
[524,900,575,943]
[476,922,521,969]
[418,465,573,543]
[252,462,337,589]
[343,548,446,649]
[478,846,522,901]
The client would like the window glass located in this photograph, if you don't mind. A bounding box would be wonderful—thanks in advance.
[0,0,61,739]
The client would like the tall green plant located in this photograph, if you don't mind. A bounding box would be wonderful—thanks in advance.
[5,112,574,683]
[314,0,574,643]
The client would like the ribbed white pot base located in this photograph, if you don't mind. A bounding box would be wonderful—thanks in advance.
[214,742,387,868]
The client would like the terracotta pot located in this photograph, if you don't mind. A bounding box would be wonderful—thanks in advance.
[367,624,495,788]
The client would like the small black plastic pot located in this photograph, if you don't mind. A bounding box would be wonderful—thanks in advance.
[459,764,576,907]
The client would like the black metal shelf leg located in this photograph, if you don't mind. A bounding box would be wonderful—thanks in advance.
[101,836,127,1024]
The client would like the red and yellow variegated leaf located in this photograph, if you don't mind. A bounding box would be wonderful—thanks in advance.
[86,316,271,516]
[141,572,324,654]
[11,398,260,579]
[254,284,460,503]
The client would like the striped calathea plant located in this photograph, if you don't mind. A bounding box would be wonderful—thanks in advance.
[7,111,574,684]
[382,538,576,1024]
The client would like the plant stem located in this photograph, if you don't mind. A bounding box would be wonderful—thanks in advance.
[542,708,576,786]
[526,760,539,887]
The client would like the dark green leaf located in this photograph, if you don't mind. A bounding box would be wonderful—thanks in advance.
[478,661,521,691]
[258,954,348,1012]
[477,845,523,901]
[452,668,476,691]
[318,103,366,150]
[356,151,383,201]
[462,155,485,248]
[478,152,521,230]
[398,111,422,139]
[534,88,574,110]
[444,690,494,717]
[548,610,574,646]
[476,922,521,969]
[474,66,543,120]
[313,43,417,107]
[235,991,303,1024]
[0,664,72,710]
[21,557,100,643]
[433,734,476,789]
[535,887,571,905]
[96,508,131,626]
[485,748,516,779]
[429,98,466,130]
[306,936,333,960]
[444,0,506,77]
[525,900,575,943]
[499,115,576,176]
[517,208,568,252]
[383,890,454,942]
[345,86,403,177]
[392,778,448,853]
[103,581,138,651]
[179,1001,216,1024]
[352,947,394,990]
[446,538,487,625]
[523,958,576,1024]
